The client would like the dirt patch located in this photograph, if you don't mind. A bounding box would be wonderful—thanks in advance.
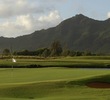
[87,82,110,88]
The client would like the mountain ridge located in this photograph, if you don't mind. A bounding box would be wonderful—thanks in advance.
[0,14,110,53]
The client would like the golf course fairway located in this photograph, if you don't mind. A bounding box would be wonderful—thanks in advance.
[0,68,110,100]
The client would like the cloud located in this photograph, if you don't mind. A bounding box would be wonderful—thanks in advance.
[0,0,51,18]
[107,12,110,18]
[38,10,62,27]
[0,0,63,37]
[0,10,62,37]
[16,15,35,30]
[0,0,66,18]
[39,0,67,2]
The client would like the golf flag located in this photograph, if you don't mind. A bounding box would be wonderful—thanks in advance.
[12,58,16,63]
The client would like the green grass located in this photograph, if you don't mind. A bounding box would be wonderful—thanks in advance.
[0,56,110,68]
[0,68,110,100]
[0,56,110,100]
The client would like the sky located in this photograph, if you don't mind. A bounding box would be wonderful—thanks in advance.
[0,0,110,37]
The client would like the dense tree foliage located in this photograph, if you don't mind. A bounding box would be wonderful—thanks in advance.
[42,49,50,58]
[12,41,95,57]
[3,49,10,56]
[50,41,62,56]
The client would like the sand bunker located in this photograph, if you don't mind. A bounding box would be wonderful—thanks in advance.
[87,82,110,88]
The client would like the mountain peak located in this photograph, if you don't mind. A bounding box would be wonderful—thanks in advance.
[73,14,96,21]
[75,14,86,17]
[67,14,94,24]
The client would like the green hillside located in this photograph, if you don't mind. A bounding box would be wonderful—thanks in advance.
[0,14,110,53]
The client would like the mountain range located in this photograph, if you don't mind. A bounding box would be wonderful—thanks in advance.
[0,14,110,53]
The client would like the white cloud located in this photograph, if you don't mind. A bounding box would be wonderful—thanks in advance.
[16,15,35,30]
[107,12,110,18]
[41,0,67,2]
[38,10,62,28]
[39,10,60,21]
[0,0,49,18]
[0,10,62,37]
[0,0,63,37]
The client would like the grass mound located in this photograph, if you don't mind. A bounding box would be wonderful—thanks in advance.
[0,74,110,100]
[0,68,109,100]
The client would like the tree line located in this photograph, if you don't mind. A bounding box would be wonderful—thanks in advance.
[2,41,95,57]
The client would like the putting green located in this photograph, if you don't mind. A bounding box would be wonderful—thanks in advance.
[0,68,110,100]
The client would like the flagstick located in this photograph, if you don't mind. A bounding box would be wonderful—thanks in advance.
[10,46,13,82]
[10,46,17,82]
[11,64,13,81]
[11,58,17,81]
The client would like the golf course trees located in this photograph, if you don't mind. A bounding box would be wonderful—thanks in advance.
[35,48,48,56]
[62,48,70,57]
[12,40,94,57]
[2,48,11,59]
[3,48,10,56]
[42,49,50,58]
[50,41,62,56]
[14,49,30,56]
